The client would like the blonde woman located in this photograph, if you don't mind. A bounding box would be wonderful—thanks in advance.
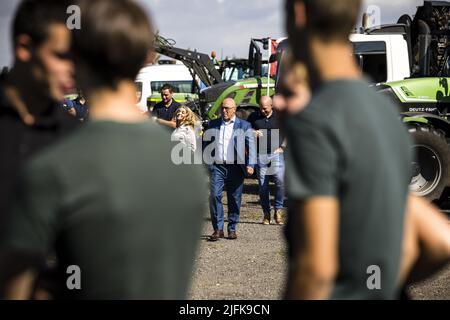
[171,106,198,152]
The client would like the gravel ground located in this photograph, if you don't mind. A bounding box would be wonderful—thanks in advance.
[188,179,450,300]
[408,267,450,299]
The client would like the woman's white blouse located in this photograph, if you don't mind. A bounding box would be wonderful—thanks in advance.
[171,125,197,152]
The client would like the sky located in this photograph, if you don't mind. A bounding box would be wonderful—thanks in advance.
[0,0,425,67]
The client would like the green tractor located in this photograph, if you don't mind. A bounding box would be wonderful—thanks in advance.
[198,38,278,120]
[271,2,450,207]
[157,2,450,208]
[200,76,275,120]
[153,36,277,119]
[379,78,450,204]
[369,1,450,207]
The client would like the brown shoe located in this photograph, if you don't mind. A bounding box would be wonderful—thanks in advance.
[262,213,271,225]
[274,210,284,225]
[228,231,237,240]
[209,230,224,242]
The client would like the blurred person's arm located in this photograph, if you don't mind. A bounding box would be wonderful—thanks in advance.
[1,266,37,300]
[7,270,36,300]
[283,115,340,300]
[0,161,59,299]
[284,197,339,300]
[0,249,40,299]
[399,195,450,286]
[155,118,176,129]
[3,86,35,125]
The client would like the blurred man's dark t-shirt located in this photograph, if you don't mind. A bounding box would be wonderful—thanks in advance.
[0,120,206,299]
[0,79,78,218]
[151,99,180,121]
[285,80,412,299]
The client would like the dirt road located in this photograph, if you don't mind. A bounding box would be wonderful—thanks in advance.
[188,179,450,300]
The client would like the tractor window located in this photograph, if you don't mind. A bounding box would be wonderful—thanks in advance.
[223,67,249,82]
[150,81,194,94]
[360,53,388,83]
[353,41,387,83]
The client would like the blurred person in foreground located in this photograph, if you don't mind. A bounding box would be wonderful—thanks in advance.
[0,0,205,299]
[283,0,449,300]
[0,0,78,219]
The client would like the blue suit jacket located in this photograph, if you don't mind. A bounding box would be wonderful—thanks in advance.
[203,117,257,172]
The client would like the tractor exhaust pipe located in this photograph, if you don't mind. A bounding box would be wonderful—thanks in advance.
[418,20,431,77]
[362,13,369,31]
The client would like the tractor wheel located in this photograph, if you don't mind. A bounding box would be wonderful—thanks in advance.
[236,106,258,121]
[408,124,450,203]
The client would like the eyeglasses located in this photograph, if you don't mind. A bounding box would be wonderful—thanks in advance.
[221,106,235,110]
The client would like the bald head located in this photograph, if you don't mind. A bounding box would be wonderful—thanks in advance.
[259,96,273,118]
[260,96,272,106]
[221,98,237,122]
[223,98,237,108]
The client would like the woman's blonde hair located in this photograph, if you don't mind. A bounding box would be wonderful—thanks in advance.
[176,105,199,129]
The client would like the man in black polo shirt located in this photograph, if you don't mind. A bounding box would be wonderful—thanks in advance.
[247,108,262,128]
[151,83,180,129]
[253,96,285,225]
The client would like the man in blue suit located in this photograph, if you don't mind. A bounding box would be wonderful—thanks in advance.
[204,98,256,241]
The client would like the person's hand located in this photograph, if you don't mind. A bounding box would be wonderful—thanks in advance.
[67,108,77,117]
[274,147,284,154]
[22,113,36,126]
[254,130,263,138]
[246,166,254,176]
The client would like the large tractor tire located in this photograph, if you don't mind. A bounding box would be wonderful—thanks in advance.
[408,124,450,204]
[236,105,259,121]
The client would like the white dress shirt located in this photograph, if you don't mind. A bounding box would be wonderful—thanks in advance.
[215,116,236,164]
